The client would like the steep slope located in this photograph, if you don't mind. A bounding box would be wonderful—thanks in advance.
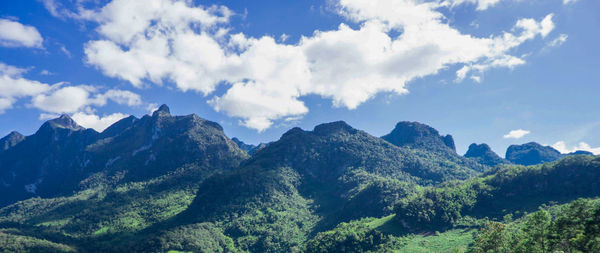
[382,121,486,173]
[0,105,249,252]
[465,143,509,167]
[174,121,482,252]
[82,104,247,183]
[0,105,248,207]
[505,142,562,165]
[0,115,99,206]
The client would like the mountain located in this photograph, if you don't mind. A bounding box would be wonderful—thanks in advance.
[1,112,597,252]
[0,131,24,152]
[505,142,563,165]
[82,104,247,182]
[231,137,268,155]
[0,115,99,206]
[465,143,509,167]
[0,105,247,207]
[169,121,484,252]
[382,121,456,152]
[568,150,594,156]
[382,121,486,172]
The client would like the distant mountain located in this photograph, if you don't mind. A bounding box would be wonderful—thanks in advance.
[568,150,594,156]
[382,121,456,152]
[0,131,24,152]
[465,143,509,167]
[505,142,563,165]
[382,121,486,173]
[0,104,247,207]
[231,137,269,155]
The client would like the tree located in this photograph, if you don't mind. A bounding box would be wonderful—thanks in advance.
[469,221,509,253]
[521,209,551,253]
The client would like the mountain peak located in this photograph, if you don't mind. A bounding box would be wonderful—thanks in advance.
[313,121,357,135]
[153,104,171,117]
[382,121,455,152]
[505,142,562,166]
[1,131,25,151]
[45,114,84,131]
[465,143,507,167]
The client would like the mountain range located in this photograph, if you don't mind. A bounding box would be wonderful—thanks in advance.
[0,105,597,252]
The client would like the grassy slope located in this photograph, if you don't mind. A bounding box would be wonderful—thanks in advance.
[306,214,476,252]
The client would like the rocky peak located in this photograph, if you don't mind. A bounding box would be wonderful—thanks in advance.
[382,121,455,152]
[152,104,171,117]
[0,131,25,151]
[40,114,85,132]
[465,143,507,167]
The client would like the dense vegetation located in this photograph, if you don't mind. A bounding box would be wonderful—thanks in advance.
[0,107,598,252]
[469,198,600,253]
[395,155,600,230]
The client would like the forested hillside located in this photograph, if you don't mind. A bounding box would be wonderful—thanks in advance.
[0,106,598,252]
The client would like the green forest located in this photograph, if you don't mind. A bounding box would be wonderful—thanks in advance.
[1,109,599,252]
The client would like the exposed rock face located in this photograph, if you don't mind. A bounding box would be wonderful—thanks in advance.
[465,143,508,167]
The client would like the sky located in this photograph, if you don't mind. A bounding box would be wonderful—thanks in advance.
[0,0,599,156]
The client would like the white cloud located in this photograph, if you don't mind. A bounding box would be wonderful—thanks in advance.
[71,112,129,132]
[0,63,52,112]
[503,129,531,139]
[553,141,600,155]
[0,97,13,113]
[444,0,502,11]
[0,62,144,126]
[563,0,579,5]
[98,89,142,106]
[0,19,43,48]
[79,0,556,131]
[39,113,60,120]
[60,45,72,58]
[547,34,568,47]
[40,70,53,75]
[31,86,94,113]
[31,86,143,114]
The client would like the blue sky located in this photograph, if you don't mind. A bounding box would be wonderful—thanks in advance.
[0,0,599,156]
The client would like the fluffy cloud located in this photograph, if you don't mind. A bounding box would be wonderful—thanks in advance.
[563,0,579,5]
[553,141,600,155]
[80,0,556,131]
[0,19,43,48]
[31,85,142,114]
[0,63,51,112]
[503,129,531,139]
[0,62,141,132]
[71,112,129,132]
